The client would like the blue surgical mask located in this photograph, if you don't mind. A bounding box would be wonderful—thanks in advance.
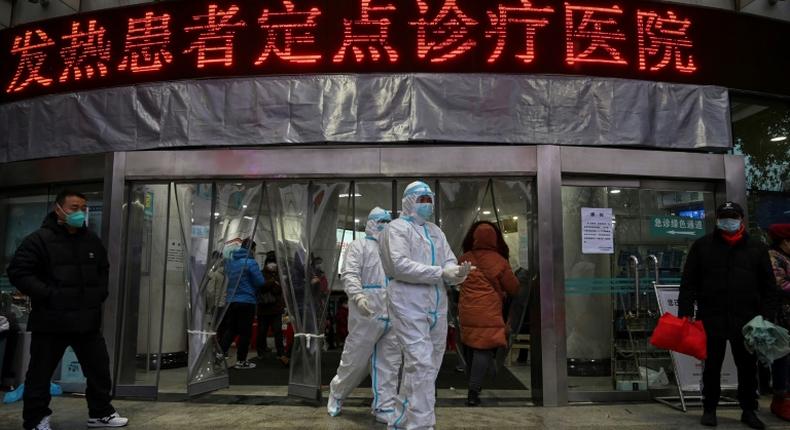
[59,204,86,228]
[717,218,741,233]
[415,203,434,220]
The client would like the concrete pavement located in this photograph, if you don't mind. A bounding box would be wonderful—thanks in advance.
[2,395,790,429]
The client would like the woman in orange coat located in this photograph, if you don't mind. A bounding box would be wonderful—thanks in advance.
[458,221,520,406]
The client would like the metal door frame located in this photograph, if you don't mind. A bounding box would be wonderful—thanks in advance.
[95,144,745,405]
[543,146,745,405]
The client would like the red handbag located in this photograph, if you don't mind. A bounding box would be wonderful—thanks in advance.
[677,318,707,360]
[650,312,707,360]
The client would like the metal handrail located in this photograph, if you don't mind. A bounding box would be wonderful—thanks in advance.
[629,255,640,317]
[647,254,659,285]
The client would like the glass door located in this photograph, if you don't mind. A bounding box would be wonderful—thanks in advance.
[115,184,171,398]
[562,182,717,395]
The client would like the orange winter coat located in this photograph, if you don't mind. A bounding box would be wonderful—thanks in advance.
[458,224,520,350]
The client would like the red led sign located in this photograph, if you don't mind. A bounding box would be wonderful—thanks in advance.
[0,0,788,102]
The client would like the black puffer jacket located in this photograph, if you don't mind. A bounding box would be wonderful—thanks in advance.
[6,212,109,333]
[678,230,778,334]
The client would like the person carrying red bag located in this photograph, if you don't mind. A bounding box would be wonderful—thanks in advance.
[678,201,779,429]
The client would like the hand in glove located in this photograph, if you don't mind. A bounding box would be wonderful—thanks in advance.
[354,294,374,317]
[457,261,475,278]
[442,262,476,285]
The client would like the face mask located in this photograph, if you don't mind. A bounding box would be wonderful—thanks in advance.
[375,224,386,232]
[58,204,86,228]
[265,263,277,271]
[717,218,741,233]
[415,203,434,220]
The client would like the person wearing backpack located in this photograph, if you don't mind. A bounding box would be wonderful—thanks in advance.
[458,221,520,407]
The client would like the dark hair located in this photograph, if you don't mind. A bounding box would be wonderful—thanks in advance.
[55,189,87,206]
[461,221,510,260]
[241,238,256,251]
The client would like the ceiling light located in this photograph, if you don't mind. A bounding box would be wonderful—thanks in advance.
[770,136,787,142]
[482,211,492,215]
[339,193,363,198]
[512,216,519,220]
[354,219,360,223]
[214,212,220,217]
[610,189,621,194]
[243,216,254,220]
[242,205,248,209]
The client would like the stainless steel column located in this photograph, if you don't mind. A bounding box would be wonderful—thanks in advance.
[535,145,567,406]
[724,155,747,220]
[101,151,127,384]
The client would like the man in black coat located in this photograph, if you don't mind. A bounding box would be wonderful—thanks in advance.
[7,190,128,430]
[679,201,777,429]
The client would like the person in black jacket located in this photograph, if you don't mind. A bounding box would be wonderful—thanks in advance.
[678,201,777,430]
[6,190,127,430]
[256,251,288,366]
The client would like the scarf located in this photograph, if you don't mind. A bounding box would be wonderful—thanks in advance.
[720,223,746,246]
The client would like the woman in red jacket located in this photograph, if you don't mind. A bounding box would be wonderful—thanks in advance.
[458,221,520,406]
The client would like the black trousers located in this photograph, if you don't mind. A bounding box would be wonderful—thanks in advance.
[23,332,115,430]
[256,311,284,357]
[466,347,496,392]
[219,303,256,361]
[702,328,759,411]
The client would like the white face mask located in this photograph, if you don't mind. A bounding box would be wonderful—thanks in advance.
[265,263,277,271]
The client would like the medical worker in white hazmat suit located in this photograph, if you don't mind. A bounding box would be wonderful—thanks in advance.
[327,207,402,424]
[379,181,473,430]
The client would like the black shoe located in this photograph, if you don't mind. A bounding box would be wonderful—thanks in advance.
[701,409,717,427]
[466,389,480,407]
[741,410,765,430]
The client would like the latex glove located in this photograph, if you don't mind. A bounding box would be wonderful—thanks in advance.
[457,261,475,279]
[442,265,466,285]
[354,295,374,317]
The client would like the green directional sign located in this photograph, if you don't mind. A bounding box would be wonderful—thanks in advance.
[650,216,704,239]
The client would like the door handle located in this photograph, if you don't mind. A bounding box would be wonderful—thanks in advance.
[629,255,640,318]
[646,254,659,318]
[647,254,659,285]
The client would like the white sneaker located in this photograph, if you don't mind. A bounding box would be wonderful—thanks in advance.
[34,415,52,430]
[86,412,129,428]
[234,360,256,369]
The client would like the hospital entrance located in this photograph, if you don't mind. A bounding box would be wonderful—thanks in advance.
[113,176,537,402]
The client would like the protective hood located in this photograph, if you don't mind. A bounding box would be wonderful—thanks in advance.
[472,223,498,251]
[365,206,391,239]
[401,181,434,225]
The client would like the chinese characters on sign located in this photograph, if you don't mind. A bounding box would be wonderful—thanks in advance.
[649,215,704,239]
[184,4,247,68]
[118,12,173,73]
[581,207,614,254]
[2,0,702,98]
[256,1,322,65]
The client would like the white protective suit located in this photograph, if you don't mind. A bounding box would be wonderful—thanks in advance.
[327,207,402,424]
[379,181,463,430]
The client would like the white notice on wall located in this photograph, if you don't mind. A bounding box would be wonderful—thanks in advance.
[581,207,614,254]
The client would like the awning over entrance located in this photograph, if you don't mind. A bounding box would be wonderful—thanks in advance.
[0,73,731,163]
